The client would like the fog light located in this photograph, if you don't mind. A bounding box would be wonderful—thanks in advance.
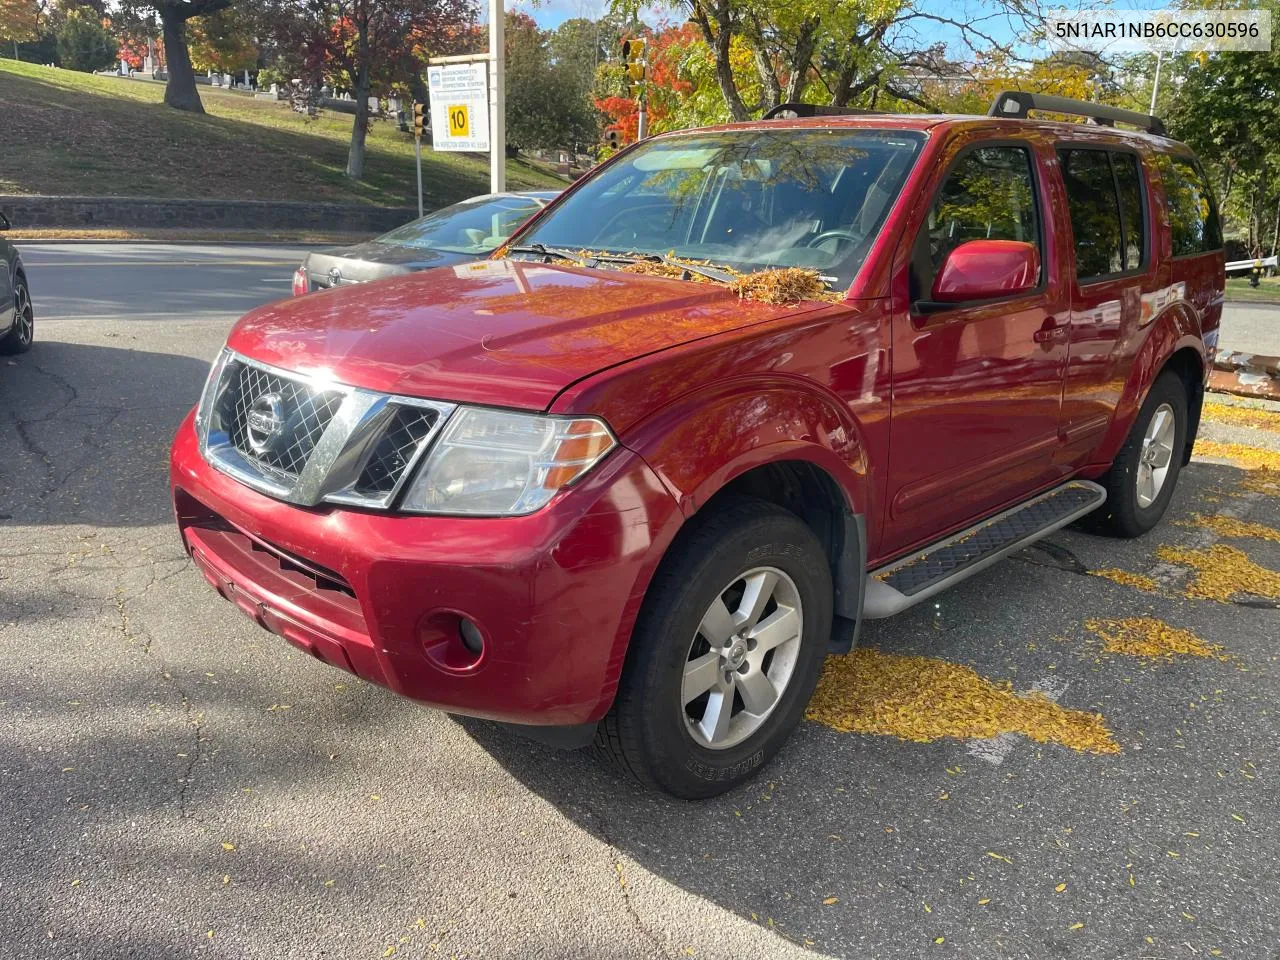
[459,618,484,655]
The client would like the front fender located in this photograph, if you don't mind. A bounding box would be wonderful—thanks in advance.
[620,376,872,519]
[1091,300,1206,467]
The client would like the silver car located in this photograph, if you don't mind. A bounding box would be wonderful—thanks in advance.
[292,191,560,295]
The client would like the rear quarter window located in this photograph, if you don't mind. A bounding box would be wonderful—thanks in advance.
[1156,154,1223,256]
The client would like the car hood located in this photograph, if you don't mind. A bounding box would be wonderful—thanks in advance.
[227,259,825,410]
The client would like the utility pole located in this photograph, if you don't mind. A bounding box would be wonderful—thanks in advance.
[1150,50,1163,114]
[489,0,505,194]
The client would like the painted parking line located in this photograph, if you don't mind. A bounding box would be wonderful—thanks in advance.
[966,675,1071,765]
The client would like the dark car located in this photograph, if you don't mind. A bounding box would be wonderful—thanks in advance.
[0,213,34,354]
[292,191,559,295]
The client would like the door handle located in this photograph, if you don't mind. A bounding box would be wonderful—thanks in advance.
[1033,318,1069,344]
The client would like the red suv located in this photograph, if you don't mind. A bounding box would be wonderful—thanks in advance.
[171,93,1224,798]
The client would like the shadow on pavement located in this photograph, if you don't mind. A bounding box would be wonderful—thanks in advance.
[0,339,212,527]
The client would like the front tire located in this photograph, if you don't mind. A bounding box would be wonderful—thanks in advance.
[1091,370,1187,537]
[0,274,33,355]
[596,497,833,799]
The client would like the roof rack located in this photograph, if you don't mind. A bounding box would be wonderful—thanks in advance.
[988,90,1166,136]
[763,102,884,120]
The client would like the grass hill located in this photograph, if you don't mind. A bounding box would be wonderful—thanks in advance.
[0,60,564,209]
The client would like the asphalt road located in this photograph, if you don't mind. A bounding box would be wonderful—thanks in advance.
[1219,301,1280,357]
[16,243,313,323]
[2,244,1279,960]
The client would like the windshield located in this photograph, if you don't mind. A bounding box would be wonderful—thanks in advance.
[519,128,924,288]
[378,195,545,254]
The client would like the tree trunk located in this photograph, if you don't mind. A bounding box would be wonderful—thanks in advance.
[1271,193,1280,258]
[783,20,818,103]
[346,66,371,181]
[161,12,204,113]
[691,3,750,122]
[746,25,781,114]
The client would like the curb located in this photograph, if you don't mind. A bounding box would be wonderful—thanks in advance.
[1210,350,1280,399]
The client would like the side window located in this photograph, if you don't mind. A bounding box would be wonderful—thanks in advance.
[1111,153,1145,271]
[1057,148,1124,280]
[1158,154,1223,255]
[915,144,1040,296]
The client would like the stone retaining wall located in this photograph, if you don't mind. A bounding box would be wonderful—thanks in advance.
[0,195,417,233]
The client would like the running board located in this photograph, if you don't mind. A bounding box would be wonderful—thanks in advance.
[863,480,1106,620]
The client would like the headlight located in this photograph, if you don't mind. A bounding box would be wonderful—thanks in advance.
[194,348,232,445]
[400,407,616,516]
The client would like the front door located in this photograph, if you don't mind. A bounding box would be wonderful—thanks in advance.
[0,260,14,334]
[883,139,1069,557]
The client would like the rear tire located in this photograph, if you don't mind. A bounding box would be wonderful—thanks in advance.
[1090,370,1187,538]
[595,496,833,799]
[0,274,33,355]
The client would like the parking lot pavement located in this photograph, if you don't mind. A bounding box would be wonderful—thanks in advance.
[2,314,1278,960]
[1219,301,1280,357]
[16,243,313,323]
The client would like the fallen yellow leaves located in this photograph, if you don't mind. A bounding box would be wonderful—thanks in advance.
[1201,400,1280,434]
[822,897,839,906]
[1240,467,1280,496]
[1155,544,1280,603]
[1194,439,1280,471]
[1089,568,1159,592]
[1184,513,1280,543]
[805,649,1119,754]
[1083,617,1227,662]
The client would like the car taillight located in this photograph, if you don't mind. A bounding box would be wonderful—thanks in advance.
[292,266,310,296]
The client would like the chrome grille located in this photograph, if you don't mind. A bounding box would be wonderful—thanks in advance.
[197,350,456,510]
[353,405,441,496]
[221,363,344,480]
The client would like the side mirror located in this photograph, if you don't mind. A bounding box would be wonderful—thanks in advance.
[929,239,1039,304]
[0,212,9,231]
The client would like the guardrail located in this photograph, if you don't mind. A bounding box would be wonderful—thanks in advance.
[1226,256,1278,275]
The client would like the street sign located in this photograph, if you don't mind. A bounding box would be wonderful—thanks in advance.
[427,63,490,152]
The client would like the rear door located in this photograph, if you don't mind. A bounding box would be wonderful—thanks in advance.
[884,136,1070,557]
[1053,143,1158,464]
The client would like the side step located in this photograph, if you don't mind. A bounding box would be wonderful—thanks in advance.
[863,480,1106,620]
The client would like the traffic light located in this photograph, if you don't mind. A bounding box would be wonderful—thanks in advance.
[413,101,426,138]
[602,129,621,151]
[621,37,646,91]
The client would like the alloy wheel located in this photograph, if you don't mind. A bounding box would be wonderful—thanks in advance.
[1136,401,1175,508]
[681,566,803,750]
[13,281,32,346]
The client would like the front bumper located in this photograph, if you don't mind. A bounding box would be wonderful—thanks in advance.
[170,410,683,725]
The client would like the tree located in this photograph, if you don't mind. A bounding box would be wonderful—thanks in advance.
[115,0,237,113]
[55,7,115,72]
[610,0,1041,121]
[187,7,257,73]
[263,0,478,181]
[0,0,41,56]
[1168,39,1280,253]
[505,12,599,152]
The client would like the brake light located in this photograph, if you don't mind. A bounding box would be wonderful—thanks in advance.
[292,266,310,296]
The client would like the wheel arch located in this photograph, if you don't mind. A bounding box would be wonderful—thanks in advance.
[1092,304,1206,468]
[621,378,873,653]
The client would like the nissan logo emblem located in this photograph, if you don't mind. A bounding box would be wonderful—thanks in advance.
[245,392,285,455]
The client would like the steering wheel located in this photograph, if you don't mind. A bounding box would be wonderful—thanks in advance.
[806,229,862,250]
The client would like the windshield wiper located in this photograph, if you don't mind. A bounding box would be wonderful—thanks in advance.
[505,243,584,264]
[592,252,738,284]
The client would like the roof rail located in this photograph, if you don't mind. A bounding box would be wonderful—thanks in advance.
[763,102,884,120]
[988,90,1166,136]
